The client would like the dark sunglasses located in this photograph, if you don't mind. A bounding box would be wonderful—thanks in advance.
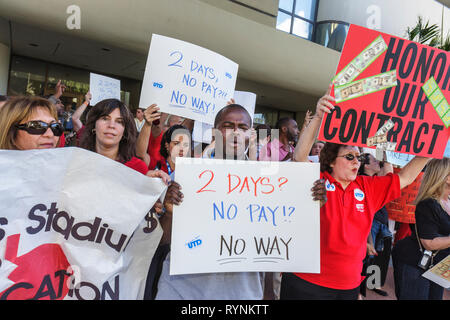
[337,153,365,162]
[16,120,64,137]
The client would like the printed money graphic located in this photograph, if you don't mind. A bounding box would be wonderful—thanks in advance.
[422,77,450,128]
[334,70,397,103]
[333,35,387,86]
[366,119,397,160]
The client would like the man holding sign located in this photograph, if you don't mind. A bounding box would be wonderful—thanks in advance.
[155,104,327,300]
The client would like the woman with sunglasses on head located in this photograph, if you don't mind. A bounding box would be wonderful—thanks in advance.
[279,84,430,300]
[392,158,450,300]
[0,96,64,150]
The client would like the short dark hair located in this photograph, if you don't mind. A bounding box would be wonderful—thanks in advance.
[214,104,251,128]
[319,142,344,173]
[0,95,8,102]
[80,99,137,163]
[275,117,293,130]
[160,124,191,159]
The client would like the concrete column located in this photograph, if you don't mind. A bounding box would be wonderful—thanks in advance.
[0,42,10,95]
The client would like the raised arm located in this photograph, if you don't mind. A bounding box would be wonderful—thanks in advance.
[136,104,161,167]
[293,84,335,162]
[72,92,91,132]
[398,156,430,189]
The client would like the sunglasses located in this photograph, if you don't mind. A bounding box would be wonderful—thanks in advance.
[337,153,365,162]
[16,120,64,137]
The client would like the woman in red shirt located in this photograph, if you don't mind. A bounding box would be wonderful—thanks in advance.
[282,84,430,300]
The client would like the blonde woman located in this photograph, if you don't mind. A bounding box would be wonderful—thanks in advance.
[392,158,450,300]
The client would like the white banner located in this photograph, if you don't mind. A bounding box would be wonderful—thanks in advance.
[89,73,121,106]
[170,158,321,275]
[0,148,166,300]
[139,34,239,125]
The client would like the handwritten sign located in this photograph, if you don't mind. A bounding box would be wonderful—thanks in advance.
[319,24,450,158]
[0,148,166,300]
[385,168,423,224]
[170,158,320,275]
[139,34,239,125]
[89,73,121,106]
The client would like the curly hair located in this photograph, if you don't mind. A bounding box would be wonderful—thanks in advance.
[319,142,345,173]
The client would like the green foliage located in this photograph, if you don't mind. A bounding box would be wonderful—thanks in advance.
[405,16,449,51]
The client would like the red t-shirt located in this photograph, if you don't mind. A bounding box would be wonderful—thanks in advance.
[148,132,165,171]
[124,157,148,175]
[57,133,65,148]
[295,171,401,290]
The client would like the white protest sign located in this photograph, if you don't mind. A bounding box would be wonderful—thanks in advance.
[89,72,121,106]
[192,91,256,144]
[170,158,320,275]
[139,34,239,125]
[0,148,166,300]
[385,151,415,167]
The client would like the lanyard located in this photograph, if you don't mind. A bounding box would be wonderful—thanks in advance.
[166,160,173,176]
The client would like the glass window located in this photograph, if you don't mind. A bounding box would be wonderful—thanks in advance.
[314,22,349,52]
[276,11,292,33]
[8,56,46,96]
[295,0,317,20]
[279,0,294,12]
[292,18,313,39]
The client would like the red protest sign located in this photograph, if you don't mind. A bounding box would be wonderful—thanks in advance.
[385,168,423,224]
[319,24,450,158]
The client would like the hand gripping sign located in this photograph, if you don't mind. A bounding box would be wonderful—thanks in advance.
[170,158,320,275]
[0,148,166,300]
[320,24,450,158]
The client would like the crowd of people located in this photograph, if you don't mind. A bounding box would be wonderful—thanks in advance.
[0,78,448,301]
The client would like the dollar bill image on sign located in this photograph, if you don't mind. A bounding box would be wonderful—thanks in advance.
[333,35,387,86]
[422,77,450,128]
[442,110,450,128]
[334,70,397,103]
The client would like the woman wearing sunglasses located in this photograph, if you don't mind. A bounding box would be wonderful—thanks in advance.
[0,96,64,150]
[280,84,430,300]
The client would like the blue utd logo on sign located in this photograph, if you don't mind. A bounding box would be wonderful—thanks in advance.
[153,82,163,89]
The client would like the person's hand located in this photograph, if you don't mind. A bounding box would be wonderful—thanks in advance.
[226,98,235,105]
[163,181,184,213]
[146,169,171,185]
[311,179,327,208]
[54,80,66,99]
[84,91,92,105]
[367,243,378,256]
[315,84,335,119]
[143,104,161,125]
[302,109,313,130]
[152,200,164,216]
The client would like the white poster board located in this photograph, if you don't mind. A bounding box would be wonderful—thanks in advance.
[89,73,121,106]
[170,158,320,275]
[139,34,239,125]
[0,148,166,300]
[192,91,257,144]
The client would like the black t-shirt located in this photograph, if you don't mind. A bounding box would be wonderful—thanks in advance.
[393,198,450,266]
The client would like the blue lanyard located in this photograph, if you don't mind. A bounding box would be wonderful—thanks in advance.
[166,160,173,176]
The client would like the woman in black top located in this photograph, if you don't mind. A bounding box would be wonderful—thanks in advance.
[392,158,450,300]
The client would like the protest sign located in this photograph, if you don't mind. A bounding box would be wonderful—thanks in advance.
[170,158,320,275]
[422,254,450,289]
[139,34,239,125]
[192,91,257,144]
[385,168,423,224]
[0,148,166,300]
[319,24,450,158]
[89,73,121,106]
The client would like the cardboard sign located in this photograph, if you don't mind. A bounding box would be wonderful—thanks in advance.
[192,91,257,144]
[89,73,121,106]
[319,24,450,158]
[170,158,320,275]
[139,34,239,125]
[0,148,166,300]
[385,168,423,224]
